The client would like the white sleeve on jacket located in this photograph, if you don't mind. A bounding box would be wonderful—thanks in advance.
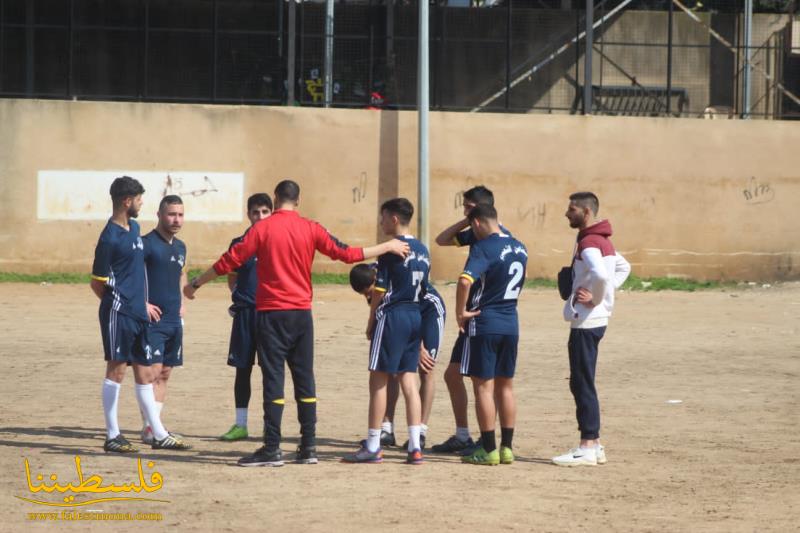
[580,247,609,306]
[613,253,631,289]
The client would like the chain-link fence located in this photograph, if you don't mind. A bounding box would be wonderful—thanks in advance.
[1,0,798,118]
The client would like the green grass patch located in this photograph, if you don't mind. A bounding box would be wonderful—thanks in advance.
[0,271,758,292]
[311,272,350,285]
[619,274,738,292]
[524,277,558,288]
[0,272,90,284]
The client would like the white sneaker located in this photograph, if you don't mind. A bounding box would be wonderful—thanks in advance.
[141,426,154,445]
[552,446,598,467]
[596,444,607,465]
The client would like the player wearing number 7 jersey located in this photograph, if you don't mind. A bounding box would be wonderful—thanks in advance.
[456,204,527,466]
[343,198,430,465]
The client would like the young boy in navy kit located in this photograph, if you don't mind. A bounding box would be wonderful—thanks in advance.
[348,263,446,450]
[343,198,431,465]
[140,194,188,444]
[220,193,273,442]
[456,204,527,466]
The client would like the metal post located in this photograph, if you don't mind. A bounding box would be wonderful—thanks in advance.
[742,0,752,118]
[324,0,334,107]
[583,0,593,114]
[68,0,74,98]
[505,0,512,110]
[418,0,430,247]
[666,0,674,115]
[25,0,34,95]
[277,0,284,57]
[0,0,4,93]
[287,0,296,105]
[212,0,218,102]
[144,0,150,99]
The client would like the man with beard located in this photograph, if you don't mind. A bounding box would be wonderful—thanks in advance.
[90,177,189,453]
[139,195,189,445]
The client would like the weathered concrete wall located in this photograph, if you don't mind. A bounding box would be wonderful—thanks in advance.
[0,98,798,281]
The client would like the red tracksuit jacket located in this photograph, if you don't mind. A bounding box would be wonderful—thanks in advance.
[213,209,364,311]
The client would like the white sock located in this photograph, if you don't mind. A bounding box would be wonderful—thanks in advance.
[455,427,470,442]
[235,408,248,428]
[366,428,381,452]
[141,401,163,431]
[579,446,597,458]
[381,421,393,434]
[135,384,168,441]
[408,425,421,451]
[420,423,429,437]
[102,379,121,439]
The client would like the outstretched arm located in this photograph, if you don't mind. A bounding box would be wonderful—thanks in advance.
[183,267,220,300]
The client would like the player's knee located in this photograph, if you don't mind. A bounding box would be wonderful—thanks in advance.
[105,362,126,382]
[444,364,461,384]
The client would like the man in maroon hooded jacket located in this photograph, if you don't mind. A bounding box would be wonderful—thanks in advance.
[552,192,630,467]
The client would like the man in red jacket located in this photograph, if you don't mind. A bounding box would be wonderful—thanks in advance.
[185,180,409,467]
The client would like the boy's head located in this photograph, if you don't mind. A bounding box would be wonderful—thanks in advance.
[247,193,273,225]
[349,263,376,303]
[467,203,499,239]
[379,197,414,236]
[462,185,494,216]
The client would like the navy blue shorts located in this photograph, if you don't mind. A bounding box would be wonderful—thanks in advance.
[228,304,258,368]
[449,332,467,365]
[421,306,445,361]
[148,321,183,367]
[99,300,150,365]
[369,310,421,374]
[461,334,519,379]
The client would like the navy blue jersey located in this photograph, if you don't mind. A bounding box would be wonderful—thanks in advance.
[91,219,148,322]
[142,230,186,325]
[454,224,512,247]
[461,233,527,336]
[375,236,431,316]
[229,234,258,306]
[420,280,446,320]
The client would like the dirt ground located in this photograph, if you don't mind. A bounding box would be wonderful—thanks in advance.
[1,281,799,532]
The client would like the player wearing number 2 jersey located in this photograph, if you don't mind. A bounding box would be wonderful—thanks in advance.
[456,204,527,466]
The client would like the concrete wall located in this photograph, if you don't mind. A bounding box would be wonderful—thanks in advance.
[1,98,798,281]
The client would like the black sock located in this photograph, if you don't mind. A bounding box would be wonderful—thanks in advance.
[297,401,317,448]
[234,366,252,408]
[481,430,496,453]
[500,427,514,449]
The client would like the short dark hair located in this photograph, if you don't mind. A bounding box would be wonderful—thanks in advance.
[467,203,498,223]
[274,180,300,204]
[463,185,494,207]
[159,194,183,212]
[247,193,273,212]
[380,197,414,225]
[110,176,145,204]
[349,263,376,293]
[569,192,599,216]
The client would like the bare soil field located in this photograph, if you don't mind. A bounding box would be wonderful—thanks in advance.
[1,282,798,532]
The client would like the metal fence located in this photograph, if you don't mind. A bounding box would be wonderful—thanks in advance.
[1,0,798,118]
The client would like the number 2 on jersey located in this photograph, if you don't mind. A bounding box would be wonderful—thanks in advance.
[504,261,524,299]
[412,271,424,302]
